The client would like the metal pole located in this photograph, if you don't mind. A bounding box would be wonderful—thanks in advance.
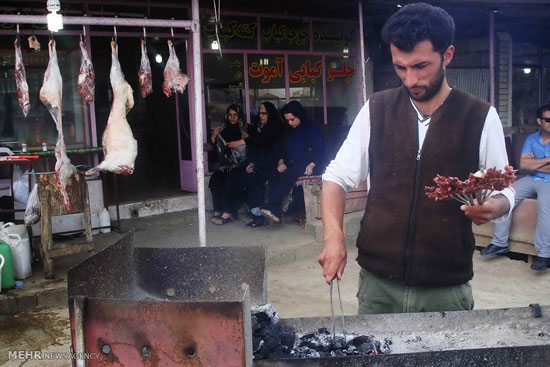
[358,0,367,105]
[0,14,193,29]
[192,0,206,247]
[73,296,86,367]
[489,11,495,107]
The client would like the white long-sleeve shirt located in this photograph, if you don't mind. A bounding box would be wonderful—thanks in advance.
[323,98,515,221]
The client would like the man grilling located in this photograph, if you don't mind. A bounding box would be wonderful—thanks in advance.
[318,2,514,314]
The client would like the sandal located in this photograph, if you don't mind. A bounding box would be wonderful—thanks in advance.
[260,209,280,223]
[212,216,233,225]
[210,212,222,223]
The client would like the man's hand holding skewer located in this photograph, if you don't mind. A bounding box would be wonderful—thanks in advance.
[460,194,510,225]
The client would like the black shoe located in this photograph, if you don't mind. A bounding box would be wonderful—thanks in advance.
[531,257,550,271]
[480,244,509,256]
[246,216,266,228]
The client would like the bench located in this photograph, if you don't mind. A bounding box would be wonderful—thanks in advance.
[473,131,538,258]
[473,198,538,258]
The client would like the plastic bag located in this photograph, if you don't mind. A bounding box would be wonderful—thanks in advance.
[12,166,35,205]
[24,183,40,225]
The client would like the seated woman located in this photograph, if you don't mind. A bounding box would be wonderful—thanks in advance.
[253,101,327,223]
[238,102,285,227]
[209,104,247,225]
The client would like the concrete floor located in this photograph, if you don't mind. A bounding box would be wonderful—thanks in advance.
[1,247,549,366]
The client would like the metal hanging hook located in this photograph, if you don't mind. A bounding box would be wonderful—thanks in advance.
[143,25,147,41]
[113,15,118,43]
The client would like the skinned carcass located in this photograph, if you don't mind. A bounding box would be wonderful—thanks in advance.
[138,39,153,98]
[14,38,30,117]
[39,40,76,212]
[162,39,189,97]
[77,39,95,104]
[86,41,137,176]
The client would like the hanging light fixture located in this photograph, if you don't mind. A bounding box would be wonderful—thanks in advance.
[46,0,63,32]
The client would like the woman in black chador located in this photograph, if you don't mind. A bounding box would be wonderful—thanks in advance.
[254,101,327,224]
[208,104,247,225]
[240,102,285,227]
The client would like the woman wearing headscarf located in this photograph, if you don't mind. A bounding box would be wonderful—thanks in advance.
[209,104,247,225]
[253,101,327,223]
[239,102,285,227]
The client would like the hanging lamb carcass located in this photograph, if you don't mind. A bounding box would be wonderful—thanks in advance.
[39,40,77,212]
[86,40,137,176]
[138,39,153,98]
[14,37,30,117]
[77,38,95,104]
[162,39,189,97]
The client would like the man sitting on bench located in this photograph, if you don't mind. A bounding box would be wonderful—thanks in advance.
[482,104,550,271]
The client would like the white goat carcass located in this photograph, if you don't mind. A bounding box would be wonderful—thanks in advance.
[39,40,76,212]
[86,40,137,176]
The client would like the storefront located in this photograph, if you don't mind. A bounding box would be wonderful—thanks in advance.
[201,11,361,161]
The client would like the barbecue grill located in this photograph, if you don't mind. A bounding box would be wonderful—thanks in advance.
[68,233,550,366]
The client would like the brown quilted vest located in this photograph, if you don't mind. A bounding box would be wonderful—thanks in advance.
[357,86,490,286]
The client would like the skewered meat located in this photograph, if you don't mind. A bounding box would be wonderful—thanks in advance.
[77,39,95,104]
[138,39,153,98]
[14,38,30,117]
[39,40,76,212]
[162,39,189,97]
[27,35,40,51]
[86,41,137,176]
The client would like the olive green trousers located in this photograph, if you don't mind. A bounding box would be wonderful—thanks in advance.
[357,268,474,314]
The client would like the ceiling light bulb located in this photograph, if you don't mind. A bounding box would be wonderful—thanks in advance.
[46,0,63,32]
[211,40,219,50]
[523,68,531,74]
[155,54,163,63]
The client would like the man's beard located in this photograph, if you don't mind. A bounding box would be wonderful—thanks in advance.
[405,65,445,102]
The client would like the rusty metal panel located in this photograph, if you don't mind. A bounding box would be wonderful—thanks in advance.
[77,298,247,367]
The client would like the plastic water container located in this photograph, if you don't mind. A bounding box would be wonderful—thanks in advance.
[99,208,111,233]
[0,240,15,291]
[0,223,32,279]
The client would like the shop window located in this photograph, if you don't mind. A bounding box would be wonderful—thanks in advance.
[260,18,308,51]
[288,55,323,124]
[248,54,286,113]
[203,53,245,129]
[313,22,356,54]
[201,15,257,50]
[512,66,541,127]
[326,56,357,157]
[0,35,87,151]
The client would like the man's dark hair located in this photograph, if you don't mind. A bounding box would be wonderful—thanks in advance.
[381,2,455,54]
[536,104,550,118]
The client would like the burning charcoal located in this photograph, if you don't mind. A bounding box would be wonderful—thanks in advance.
[251,315,261,332]
[318,327,330,335]
[333,340,344,349]
[251,304,280,325]
[258,342,271,359]
[332,349,346,357]
[264,332,281,351]
[280,331,296,349]
[357,342,376,354]
[269,345,291,359]
[253,337,263,353]
[318,351,330,358]
[352,335,372,346]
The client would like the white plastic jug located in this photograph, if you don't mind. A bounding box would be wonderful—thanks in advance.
[0,254,4,293]
[91,212,100,235]
[4,233,32,280]
[99,208,111,234]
